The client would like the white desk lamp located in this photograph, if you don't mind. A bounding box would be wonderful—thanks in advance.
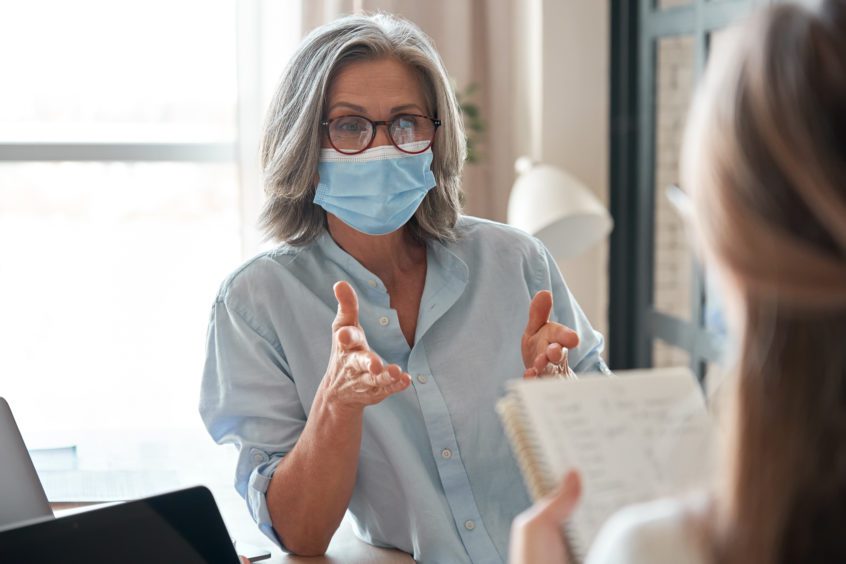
[507,157,613,259]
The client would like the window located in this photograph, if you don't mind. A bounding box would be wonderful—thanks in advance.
[609,0,766,379]
[0,1,301,449]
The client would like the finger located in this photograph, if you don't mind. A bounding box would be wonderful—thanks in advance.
[360,371,410,402]
[345,351,379,377]
[524,291,553,337]
[337,325,367,352]
[538,470,582,522]
[367,352,384,375]
[374,369,395,386]
[547,324,580,349]
[385,364,402,380]
[364,355,390,387]
[385,373,411,393]
[239,558,250,564]
[333,281,360,331]
[546,342,565,365]
[375,363,405,387]
[533,352,549,375]
[523,367,539,379]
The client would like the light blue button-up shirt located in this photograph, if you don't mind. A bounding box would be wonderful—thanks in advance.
[200,216,607,563]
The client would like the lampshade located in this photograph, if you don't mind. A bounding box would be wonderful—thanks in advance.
[507,157,613,259]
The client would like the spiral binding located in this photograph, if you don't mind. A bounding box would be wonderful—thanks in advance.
[496,383,585,562]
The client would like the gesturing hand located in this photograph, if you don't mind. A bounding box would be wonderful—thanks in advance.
[320,281,411,411]
[521,291,580,379]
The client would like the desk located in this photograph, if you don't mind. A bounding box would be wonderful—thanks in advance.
[43,430,413,564]
[210,482,412,563]
[53,499,411,563]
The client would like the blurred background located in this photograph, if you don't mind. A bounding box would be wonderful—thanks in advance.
[0,0,752,450]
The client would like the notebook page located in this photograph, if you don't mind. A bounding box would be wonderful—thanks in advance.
[517,367,712,554]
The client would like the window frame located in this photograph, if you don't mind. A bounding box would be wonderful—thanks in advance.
[0,1,300,439]
[608,0,769,379]
[0,1,294,258]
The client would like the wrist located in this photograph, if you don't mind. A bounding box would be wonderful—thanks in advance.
[315,383,364,421]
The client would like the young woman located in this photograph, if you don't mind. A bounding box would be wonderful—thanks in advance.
[511,1,846,562]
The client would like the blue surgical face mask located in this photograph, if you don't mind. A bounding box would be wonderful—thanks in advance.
[313,141,436,236]
[705,266,738,369]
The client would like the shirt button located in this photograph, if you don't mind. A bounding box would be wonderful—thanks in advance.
[253,453,264,463]
[367,279,378,288]
[378,316,389,326]
[416,374,428,384]
[441,448,452,459]
[464,520,476,531]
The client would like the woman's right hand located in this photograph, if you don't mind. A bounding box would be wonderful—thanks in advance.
[509,470,582,564]
[320,281,411,412]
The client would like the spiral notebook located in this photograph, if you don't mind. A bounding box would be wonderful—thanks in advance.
[497,367,712,562]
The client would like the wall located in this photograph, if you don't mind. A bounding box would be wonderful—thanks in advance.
[514,0,611,342]
[437,0,612,345]
[436,0,612,343]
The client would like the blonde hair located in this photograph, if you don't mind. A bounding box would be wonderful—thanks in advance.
[682,1,846,562]
[259,13,466,245]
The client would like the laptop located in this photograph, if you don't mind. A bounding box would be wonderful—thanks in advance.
[0,397,53,528]
[0,485,242,563]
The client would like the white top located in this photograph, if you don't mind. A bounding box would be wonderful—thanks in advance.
[585,496,710,564]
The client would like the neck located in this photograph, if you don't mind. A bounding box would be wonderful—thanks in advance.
[326,214,425,287]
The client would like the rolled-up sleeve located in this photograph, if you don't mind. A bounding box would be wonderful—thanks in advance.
[531,241,611,375]
[200,294,306,548]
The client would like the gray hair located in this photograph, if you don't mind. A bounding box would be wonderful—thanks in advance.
[259,13,467,245]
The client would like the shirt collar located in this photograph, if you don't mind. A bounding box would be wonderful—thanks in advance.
[316,229,381,286]
[315,228,469,345]
[414,236,469,345]
[316,229,468,285]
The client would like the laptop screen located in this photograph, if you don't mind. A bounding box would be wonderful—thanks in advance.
[0,397,53,528]
[0,486,241,563]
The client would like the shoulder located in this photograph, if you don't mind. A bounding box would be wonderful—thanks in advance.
[452,215,546,258]
[215,242,311,310]
[585,496,710,564]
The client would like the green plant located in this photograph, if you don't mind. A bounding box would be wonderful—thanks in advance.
[455,82,485,163]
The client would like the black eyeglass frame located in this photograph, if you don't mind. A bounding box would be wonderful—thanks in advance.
[320,113,442,155]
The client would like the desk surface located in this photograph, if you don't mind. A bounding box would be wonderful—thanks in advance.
[213,484,412,563]
[42,429,413,564]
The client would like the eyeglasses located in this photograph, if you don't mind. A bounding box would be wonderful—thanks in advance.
[320,114,441,155]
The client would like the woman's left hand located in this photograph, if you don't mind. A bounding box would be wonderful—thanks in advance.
[509,470,582,564]
[522,291,580,378]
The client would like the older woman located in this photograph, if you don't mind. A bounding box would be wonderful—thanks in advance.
[510,1,846,563]
[200,13,606,564]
